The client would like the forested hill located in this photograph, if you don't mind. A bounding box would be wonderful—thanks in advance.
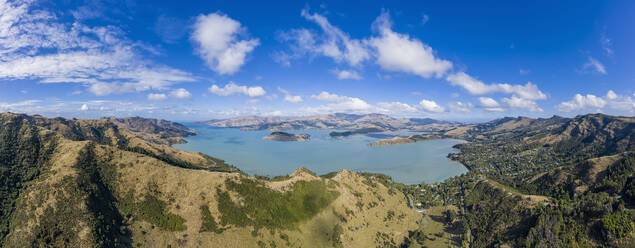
[400,113,634,247]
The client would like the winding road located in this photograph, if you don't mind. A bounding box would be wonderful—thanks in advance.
[406,194,426,213]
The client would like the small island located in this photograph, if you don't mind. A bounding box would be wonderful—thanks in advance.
[264,131,311,141]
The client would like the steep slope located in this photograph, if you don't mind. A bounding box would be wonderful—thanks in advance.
[0,113,421,247]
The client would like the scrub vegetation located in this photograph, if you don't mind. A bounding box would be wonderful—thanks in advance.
[217,177,340,230]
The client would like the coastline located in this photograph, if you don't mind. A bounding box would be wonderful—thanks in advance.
[175,123,471,185]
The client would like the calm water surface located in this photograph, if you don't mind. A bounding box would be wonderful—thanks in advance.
[174,123,468,184]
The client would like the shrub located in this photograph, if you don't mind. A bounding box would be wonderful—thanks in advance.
[216,177,339,230]
[601,211,633,238]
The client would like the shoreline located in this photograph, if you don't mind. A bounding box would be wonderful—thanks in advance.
[174,124,471,185]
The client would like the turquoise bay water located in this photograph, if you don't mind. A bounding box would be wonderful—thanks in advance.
[174,123,468,184]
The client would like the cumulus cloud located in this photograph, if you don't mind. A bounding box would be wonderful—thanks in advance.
[418,99,445,113]
[581,57,607,74]
[170,88,192,99]
[560,90,635,114]
[80,104,89,111]
[209,82,266,97]
[448,101,473,113]
[0,0,195,95]
[277,10,452,79]
[192,13,259,74]
[278,87,303,103]
[310,91,446,115]
[478,97,504,112]
[377,102,418,113]
[147,93,168,101]
[306,91,374,114]
[502,95,543,112]
[446,72,547,100]
[606,90,618,100]
[367,11,452,78]
[275,9,370,67]
[311,91,349,102]
[333,69,362,80]
[556,93,609,112]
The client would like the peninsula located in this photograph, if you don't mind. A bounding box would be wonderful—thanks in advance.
[368,133,446,146]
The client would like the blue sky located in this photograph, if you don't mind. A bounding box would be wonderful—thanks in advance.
[0,0,633,121]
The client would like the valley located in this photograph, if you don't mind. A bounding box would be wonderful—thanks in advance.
[0,112,633,247]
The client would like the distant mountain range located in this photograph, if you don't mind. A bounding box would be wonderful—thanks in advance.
[202,113,463,131]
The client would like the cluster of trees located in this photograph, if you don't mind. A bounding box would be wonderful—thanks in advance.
[216,177,340,231]
[0,117,55,244]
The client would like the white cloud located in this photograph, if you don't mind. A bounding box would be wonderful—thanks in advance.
[556,94,606,112]
[192,13,259,74]
[209,82,266,97]
[311,91,349,102]
[147,93,167,101]
[278,87,303,103]
[581,57,607,74]
[276,9,370,67]
[557,90,634,113]
[448,101,473,113]
[305,91,374,114]
[333,69,362,80]
[418,99,445,113]
[377,102,418,113]
[478,97,504,112]
[502,95,543,112]
[606,90,618,100]
[80,104,89,111]
[284,95,303,103]
[446,72,546,100]
[367,11,452,78]
[0,1,195,95]
[170,88,192,99]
